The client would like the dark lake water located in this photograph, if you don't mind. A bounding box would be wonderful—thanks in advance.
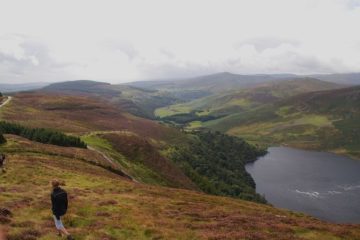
[245,147,360,223]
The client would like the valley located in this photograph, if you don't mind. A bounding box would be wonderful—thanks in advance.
[2,0,360,238]
[0,91,266,201]
[153,76,360,159]
[1,72,360,239]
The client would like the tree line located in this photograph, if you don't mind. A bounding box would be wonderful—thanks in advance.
[167,131,267,203]
[0,121,87,148]
[160,111,225,124]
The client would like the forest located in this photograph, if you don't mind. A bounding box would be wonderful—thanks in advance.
[0,121,86,148]
[166,131,267,203]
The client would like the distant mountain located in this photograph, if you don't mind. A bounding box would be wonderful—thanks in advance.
[174,72,299,92]
[43,80,111,91]
[310,73,360,85]
[127,72,360,94]
[126,72,298,93]
[0,82,50,92]
[43,80,121,97]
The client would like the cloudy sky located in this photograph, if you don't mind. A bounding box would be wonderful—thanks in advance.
[0,0,360,84]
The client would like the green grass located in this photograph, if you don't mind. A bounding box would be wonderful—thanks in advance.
[187,85,360,160]
[227,98,251,107]
[81,133,170,186]
[187,121,203,129]
[155,104,192,118]
[292,115,332,127]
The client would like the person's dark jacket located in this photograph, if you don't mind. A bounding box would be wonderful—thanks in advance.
[51,187,68,219]
[0,154,5,167]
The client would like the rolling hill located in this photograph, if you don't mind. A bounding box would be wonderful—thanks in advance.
[1,82,360,239]
[0,82,49,93]
[201,86,360,159]
[0,91,267,202]
[126,72,360,95]
[310,72,360,85]
[1,134,359,239]
[42,80,182,119]
[155,78,342,121]
[127,72,298,93]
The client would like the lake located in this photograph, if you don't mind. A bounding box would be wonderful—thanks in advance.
[245,147,360,223]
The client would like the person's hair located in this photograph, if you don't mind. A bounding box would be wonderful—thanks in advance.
[51,179,61,188]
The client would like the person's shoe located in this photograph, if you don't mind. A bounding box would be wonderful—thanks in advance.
[67,235,74,240]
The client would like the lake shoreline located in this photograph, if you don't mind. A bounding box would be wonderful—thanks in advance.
[258,142,360,161]
[246,146,360,223]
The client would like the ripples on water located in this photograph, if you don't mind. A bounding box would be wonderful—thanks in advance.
[245,147,360,223]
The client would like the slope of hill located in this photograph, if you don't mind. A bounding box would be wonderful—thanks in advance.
[202,86,360,159]
[1,134,360,240]
[0,91,267,202]
[155,78,342,121]
[0,92,197,189]
[0,82,49,93]
[43,80,183,119]
[0,91,179,139]
[43,80,178,118]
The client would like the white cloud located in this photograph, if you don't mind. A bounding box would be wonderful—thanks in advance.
[0,0,360,83]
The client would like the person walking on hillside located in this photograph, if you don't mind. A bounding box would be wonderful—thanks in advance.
[0,154,6,173]
[51,179,74,240]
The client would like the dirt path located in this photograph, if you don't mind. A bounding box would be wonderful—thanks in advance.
[0,96,12,109]
[87,145,138,182]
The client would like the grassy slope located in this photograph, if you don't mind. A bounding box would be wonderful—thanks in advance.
[0,92,194,189]
[155,78,342,119]
[1,135,360,240]
[203,86,360,158]
[0,92,185,142]
[0,92,266,201]
[83,132,198,190]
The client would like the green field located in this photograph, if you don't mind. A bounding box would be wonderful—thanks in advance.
[167,86,360,159]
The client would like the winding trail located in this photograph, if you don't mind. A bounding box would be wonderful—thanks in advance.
[0,96,12,109]
[87,145,138,183]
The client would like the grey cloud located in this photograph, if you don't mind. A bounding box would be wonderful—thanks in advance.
[347,0,360,9]
[159,49,176,59]
[0,35,75,83]
[235,37,300,52]
[103,40,139,60]
[138,61,217,80]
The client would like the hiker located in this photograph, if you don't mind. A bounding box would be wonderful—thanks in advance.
[0,154,6,173]
[51,179,74,240]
